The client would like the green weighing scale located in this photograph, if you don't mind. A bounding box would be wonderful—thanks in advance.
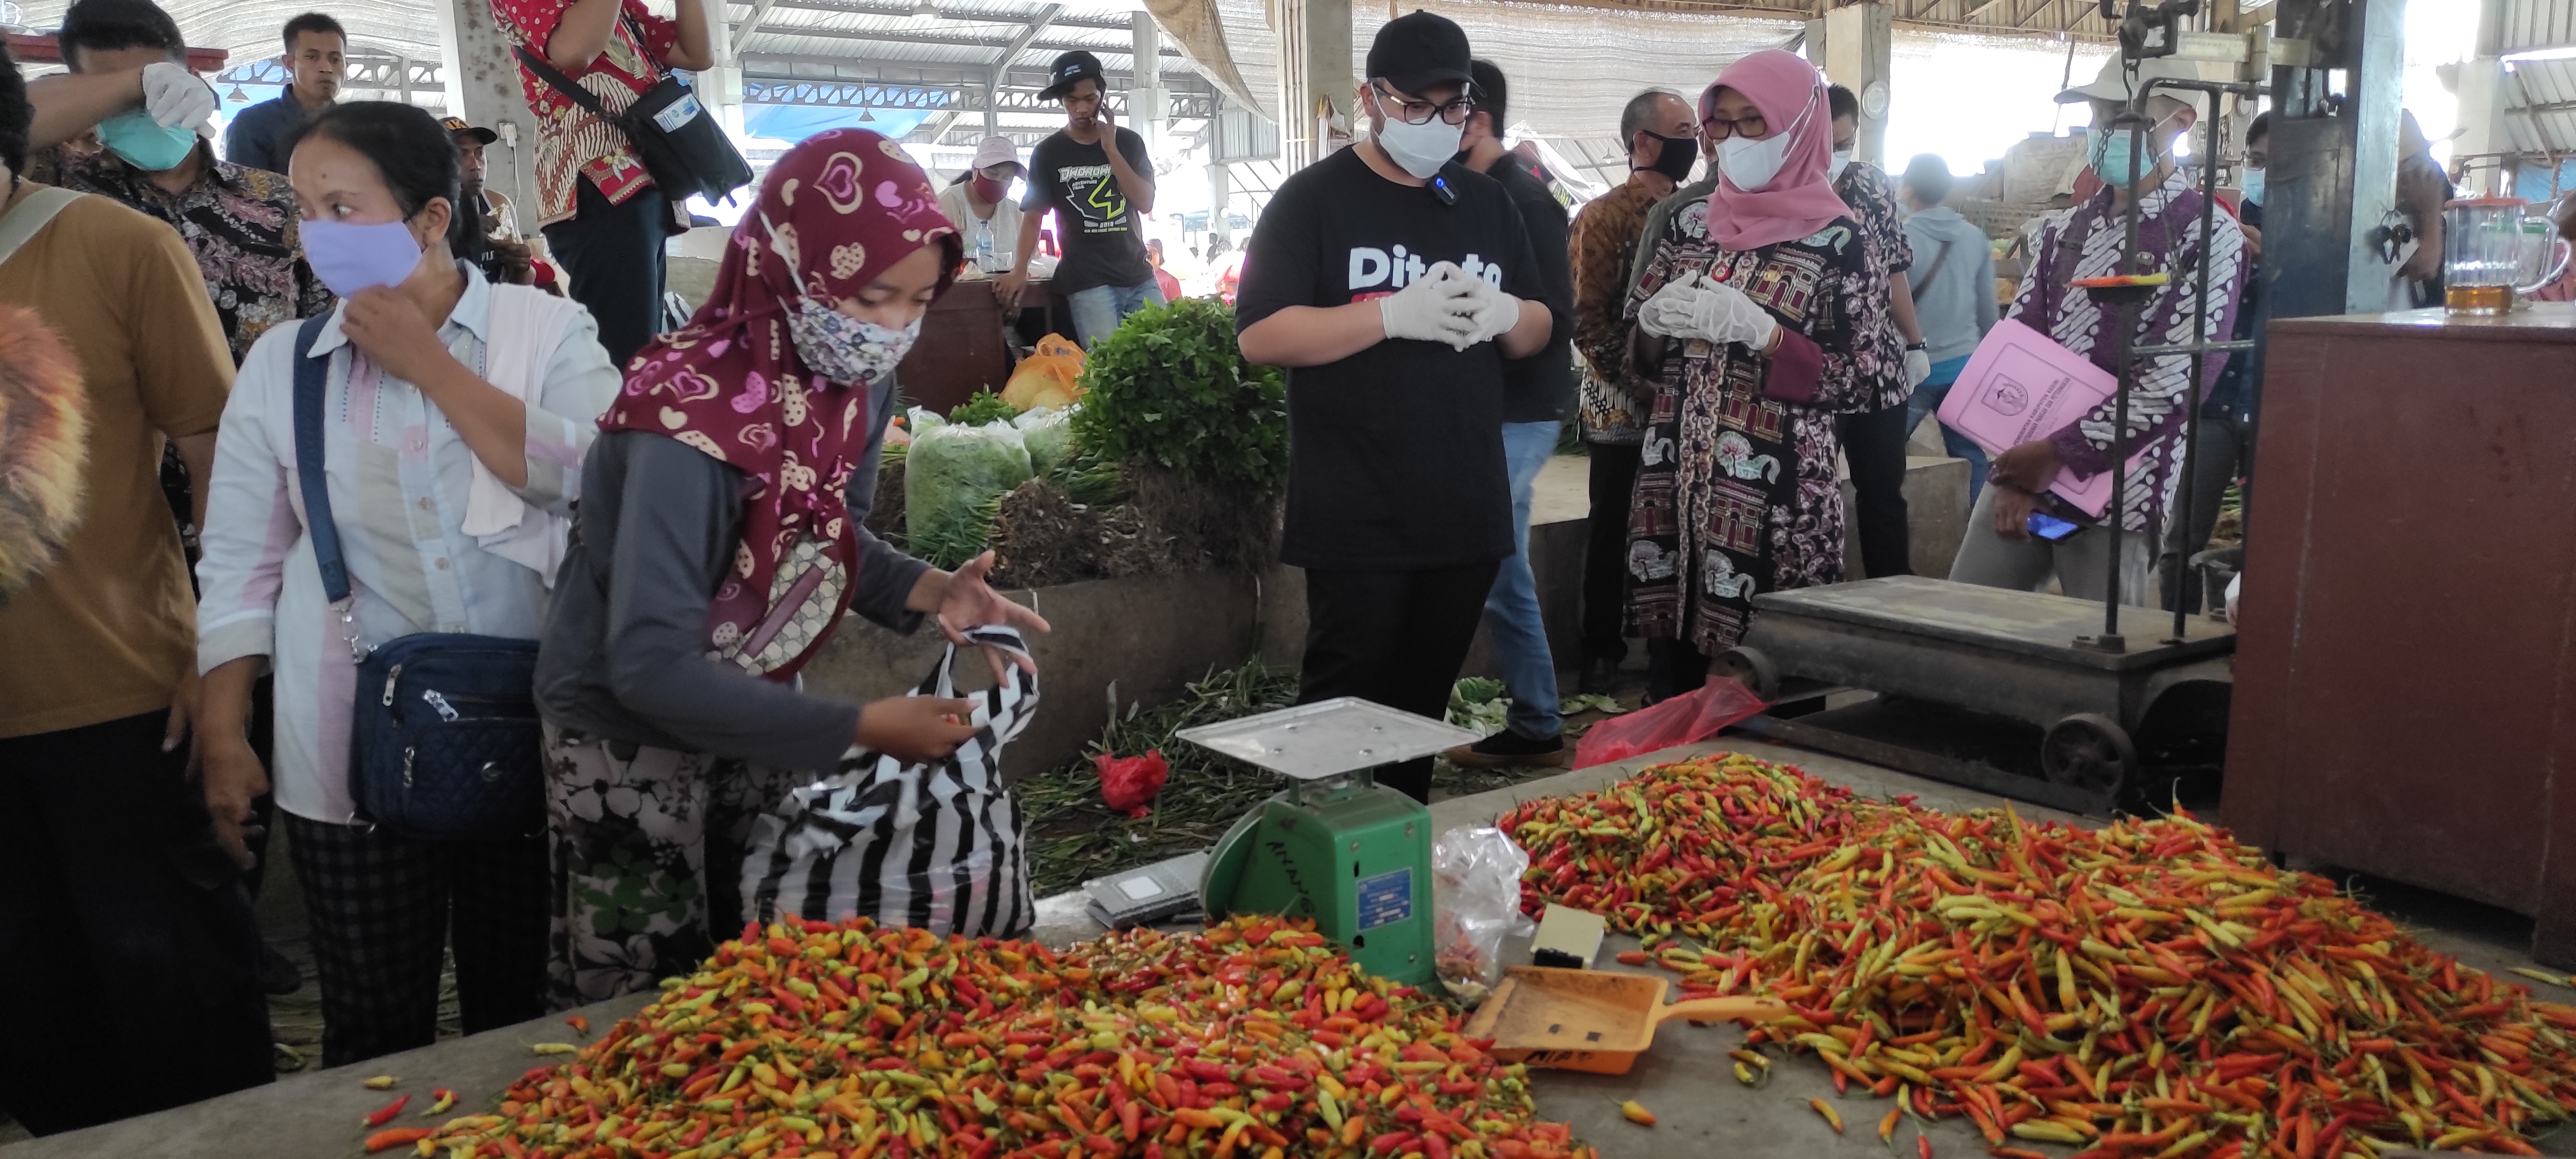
[1182,697,1477,989]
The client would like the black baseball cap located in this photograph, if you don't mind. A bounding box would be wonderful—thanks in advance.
[1040,51,1106,100]
[1367,11,1472,96]
[440,116,497,145]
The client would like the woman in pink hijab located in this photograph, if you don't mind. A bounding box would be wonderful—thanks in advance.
[1618,49,1901,696]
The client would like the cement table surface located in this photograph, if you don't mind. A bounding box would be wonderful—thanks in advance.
[14,737,2573,1157]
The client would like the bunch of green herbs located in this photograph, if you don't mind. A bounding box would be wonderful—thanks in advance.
[1070,297,1287,495]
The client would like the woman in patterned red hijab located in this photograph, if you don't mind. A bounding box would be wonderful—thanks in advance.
[539,130,1051,1003]
[603,128,975,680]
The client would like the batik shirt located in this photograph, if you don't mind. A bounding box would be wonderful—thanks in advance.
[2006,167,2245,533]
[488,0,679,226]
[1622,200,1887,656]
[1569,173,1666,445]
[1834,160,1918,412]
[36,144,332,364]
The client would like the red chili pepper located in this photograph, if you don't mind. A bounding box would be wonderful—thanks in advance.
[363,1127,435,1152]
[362,1094,410,1126]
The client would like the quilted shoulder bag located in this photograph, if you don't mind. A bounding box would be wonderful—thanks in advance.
[742,626,1041,936]
[290,314,546,841]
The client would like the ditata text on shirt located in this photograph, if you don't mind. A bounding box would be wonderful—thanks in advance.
[1349,245,1507,300]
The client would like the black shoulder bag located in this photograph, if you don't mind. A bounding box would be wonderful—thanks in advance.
[512,26,753,206]
[291,315,547,841]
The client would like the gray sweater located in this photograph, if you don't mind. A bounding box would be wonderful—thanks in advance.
[534,381,930,771]
[1900,207,1999,365]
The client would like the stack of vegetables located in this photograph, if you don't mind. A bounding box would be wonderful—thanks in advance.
[1500,752,2576,1158]
[404,917,1594,1159]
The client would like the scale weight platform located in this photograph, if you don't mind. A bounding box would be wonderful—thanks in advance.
[1181,698,1477,989]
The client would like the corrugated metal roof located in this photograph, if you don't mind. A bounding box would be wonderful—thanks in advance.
[16,0,444,74]
[2505,56,2576,155]
[2503,0,2576,54]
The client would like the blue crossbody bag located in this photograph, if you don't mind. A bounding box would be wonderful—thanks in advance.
[290,314,546,841]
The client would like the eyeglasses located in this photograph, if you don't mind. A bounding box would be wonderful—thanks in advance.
[1699,112,1769,142]
[1372,82,1474,127]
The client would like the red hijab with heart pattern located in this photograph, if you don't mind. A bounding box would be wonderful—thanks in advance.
[601,129,958,681]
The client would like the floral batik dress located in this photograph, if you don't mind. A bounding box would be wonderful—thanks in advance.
[1621,199,1895,656]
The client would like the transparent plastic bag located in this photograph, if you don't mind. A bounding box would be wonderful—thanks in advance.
[1014,405,1077,478]
[1432,825,1536,1005]
[903,419,1031,567]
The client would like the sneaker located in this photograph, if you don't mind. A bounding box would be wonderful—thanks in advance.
[1443,729,1572,770]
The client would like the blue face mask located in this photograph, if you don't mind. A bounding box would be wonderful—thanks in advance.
[2240,166,2265,206]
[2089,117,2175,189]
[97,109,199,173]
[301,216,426,297]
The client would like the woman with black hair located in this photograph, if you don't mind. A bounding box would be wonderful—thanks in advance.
[192,100,621,1066]
[937,134,1027,277]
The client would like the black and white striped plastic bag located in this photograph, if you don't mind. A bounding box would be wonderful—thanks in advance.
[741,626,1039,936]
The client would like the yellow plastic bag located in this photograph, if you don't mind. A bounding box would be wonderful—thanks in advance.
[1002,334,1086,412]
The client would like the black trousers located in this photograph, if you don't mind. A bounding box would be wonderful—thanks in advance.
[543,178,669,369]
[1582,442,1643,666]
[1837,401,1915,579]
[285,815,551,1068]
[1299,562,1501,804]
[0,710,274,1134]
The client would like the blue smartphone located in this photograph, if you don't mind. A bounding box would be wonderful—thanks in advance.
[2027,512,2082,541]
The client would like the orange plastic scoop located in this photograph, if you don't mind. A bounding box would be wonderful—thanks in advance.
[1461,965,1790,1075]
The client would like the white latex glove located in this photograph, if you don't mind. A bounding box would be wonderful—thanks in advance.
[1453,275,1522,351]
[1904,347,1933,387]
[1377,261,1480,346]
[142,62,218,136]
[1642,272,1779,350]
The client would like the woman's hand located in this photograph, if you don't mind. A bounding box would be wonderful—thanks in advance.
[909,552,1053,682]
[857,696,982,762]
[1990,483,2041,541]
[199,734,270,871]
[1988,439,2063,494]
[341,286,459,386]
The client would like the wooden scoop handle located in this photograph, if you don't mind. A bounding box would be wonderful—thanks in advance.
[1654,996,1792,1026]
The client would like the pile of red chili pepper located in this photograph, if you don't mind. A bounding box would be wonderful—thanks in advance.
[405,916,1594,1159]
[1498,752,2576,1159]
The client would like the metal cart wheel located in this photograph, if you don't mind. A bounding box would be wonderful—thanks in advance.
[1715,647,1781,701]
[2041,713,2140,798]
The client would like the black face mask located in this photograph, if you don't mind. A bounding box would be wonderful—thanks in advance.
[1641,132,1698,182]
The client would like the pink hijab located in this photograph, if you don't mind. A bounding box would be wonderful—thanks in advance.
[1701,50,1852,250]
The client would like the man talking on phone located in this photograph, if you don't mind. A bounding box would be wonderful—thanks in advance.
[995,51,1161,347]
[1235,10,1559,804]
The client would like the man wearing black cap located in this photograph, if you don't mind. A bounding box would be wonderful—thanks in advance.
[995,50,1161,347]
[1235,10,1561,804]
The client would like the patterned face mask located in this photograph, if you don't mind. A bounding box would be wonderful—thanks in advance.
[759,210,924,386]
[783,298,920,387]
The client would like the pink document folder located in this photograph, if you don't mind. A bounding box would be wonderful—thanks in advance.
[1935,318,2150,519]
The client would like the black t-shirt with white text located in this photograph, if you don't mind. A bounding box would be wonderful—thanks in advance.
[1236,147,1543,571]
[1023,127,1155,295]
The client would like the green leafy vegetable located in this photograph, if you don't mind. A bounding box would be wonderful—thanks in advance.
[948,389,1018,427]
[1070,297,1286,495]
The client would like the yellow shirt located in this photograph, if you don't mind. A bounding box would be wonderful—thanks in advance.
[0,183,235,738]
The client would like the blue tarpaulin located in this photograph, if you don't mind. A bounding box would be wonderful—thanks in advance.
[743,105,932,144]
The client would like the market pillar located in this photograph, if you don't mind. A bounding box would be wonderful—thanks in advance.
[2451,0,2510,192]
[435,0,541,229]
[1275,0,1352,171]
[1209,160,1231,249]
[1817,1,1891,166]
[1131,12,1167,157]
[702,0,745,141]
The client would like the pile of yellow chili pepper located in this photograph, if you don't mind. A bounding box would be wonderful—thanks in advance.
[404,917,1594,1159]
[1498,752,2576,1159]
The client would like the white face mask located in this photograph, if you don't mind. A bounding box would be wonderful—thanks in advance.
[1716,93,1815,193]
[1370,89,1465,180]
[1828,149,1854,180]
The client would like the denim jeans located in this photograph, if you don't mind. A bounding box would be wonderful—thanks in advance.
[1483,421,1563,740]
[1905,377,1991,507]
[1066,279,1168,347]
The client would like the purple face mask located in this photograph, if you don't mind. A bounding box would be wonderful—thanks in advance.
[303,216,425,297]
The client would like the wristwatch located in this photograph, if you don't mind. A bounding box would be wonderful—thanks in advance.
[1905,341,1929,352]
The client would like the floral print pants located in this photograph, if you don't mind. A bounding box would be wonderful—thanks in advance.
[541,724,802,1010]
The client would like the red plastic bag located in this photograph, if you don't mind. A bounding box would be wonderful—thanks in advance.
[1572,679,1768,769]
[1096,750,1170,817]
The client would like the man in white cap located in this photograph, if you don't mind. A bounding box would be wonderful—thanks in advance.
[939,134,1028,279]
[1949,54,2245,606]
